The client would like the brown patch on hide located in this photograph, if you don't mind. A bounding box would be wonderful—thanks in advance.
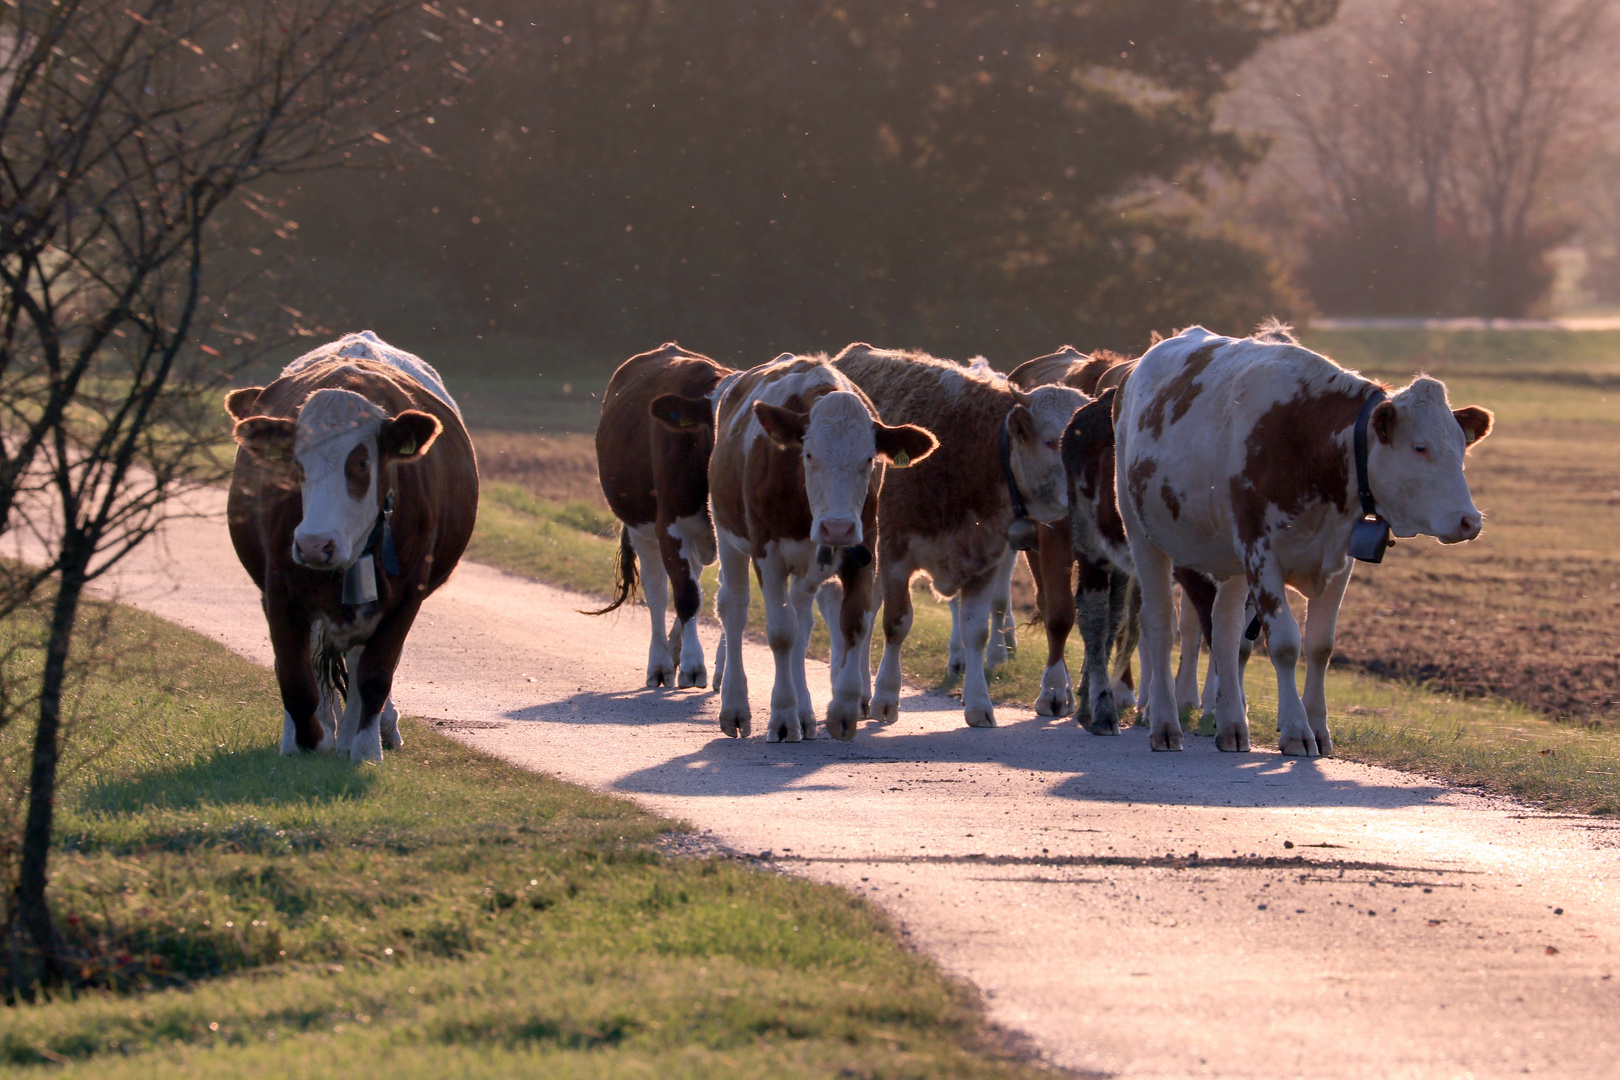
[1137,343,1218,440]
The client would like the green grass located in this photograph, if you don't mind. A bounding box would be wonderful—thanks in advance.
[0,599,1047,1078]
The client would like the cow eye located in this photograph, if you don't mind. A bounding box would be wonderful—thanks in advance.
[1045,438,1058,450]
[1414,443,1428,455]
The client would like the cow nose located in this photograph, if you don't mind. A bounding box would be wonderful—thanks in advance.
[815,518,859,547]
[296,534,337,566]
[1459,513,1481,541]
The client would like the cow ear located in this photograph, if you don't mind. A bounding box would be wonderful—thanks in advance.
[1454,405,1494,446]
[225,386,265,420]
[380,410,443,461]
[874,422,937,468]
[649,392,713,431]
[1370,400,1398,445]
[233,416,296,462]
[1007,404,1036,443]
[753,401,808,448]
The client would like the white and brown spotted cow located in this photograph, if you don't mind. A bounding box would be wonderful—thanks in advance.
[1116,322,1493,755]
[693,355,936,742]
[834,344,1084,728]
[227,332,478,763]
[592,343,736,689]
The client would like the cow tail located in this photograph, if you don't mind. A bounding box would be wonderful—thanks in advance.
[311,622,348,708]
[581,523,639,616]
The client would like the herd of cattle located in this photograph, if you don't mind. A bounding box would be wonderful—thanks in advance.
[222,325,1493,763]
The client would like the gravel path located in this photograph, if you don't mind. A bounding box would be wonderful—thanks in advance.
[69,488,1620,1079]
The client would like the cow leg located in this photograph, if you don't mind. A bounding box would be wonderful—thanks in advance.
[946,595,965,677]
[1129,541,1182,752]
[629,524,675,688]
[1251,565,1314,756]
[956,578,998,728]
[872,546,916,723]
[826,546,878,739]
[1074,557,1120,735]
[1110,575,1140,712]
[1208,577,1251,752]
[1301,563,1354,756]
[986,547,1018,670]
[818,579,847,687]
[1174,589,1202,718]
[380,697,402,750]
[1034,523,1075,717]
[335,645,366,754]
[715,530,752,737]
[346,606,420,764]
[267,602,330,754]
[662,511,710,689]
[789,568,821,740]
[756,544,806,743]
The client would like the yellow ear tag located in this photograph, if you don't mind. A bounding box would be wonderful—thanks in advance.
[893,450,909,467]
[399,439,417,456]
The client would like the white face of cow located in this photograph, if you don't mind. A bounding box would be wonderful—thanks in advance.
[1367,377,1494,544]
[754,389,937,549]
[289,389,389,569]
[1007,385,1086,523]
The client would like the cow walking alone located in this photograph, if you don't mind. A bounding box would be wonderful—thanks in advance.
[227,332,478,763]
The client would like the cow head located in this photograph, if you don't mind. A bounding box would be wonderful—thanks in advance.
[233,388,442,569]
[1367,377,1494,544]
[1005,385,1087,522]
[754,390,936,548]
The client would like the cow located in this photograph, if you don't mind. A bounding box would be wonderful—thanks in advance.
[690,354,936,742]
[226,331,479,763]
[1115,321,1493,754]
[834,343,1085,728]
[591,343,736,690]
[1004,346,1138,718]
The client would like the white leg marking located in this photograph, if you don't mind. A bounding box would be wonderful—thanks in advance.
[1174,586,1202,717]
[380,697,403,750]
[1036,659,1073,717]
[946,595,965,676]
[351,713,384,764]
[1301,564,1354,757]
[280,710,299,755]
[956,584,997,728]
[629,524,674,688]
[1209,578,1251,753]
[715,531,752,737]
[334,646,365,754]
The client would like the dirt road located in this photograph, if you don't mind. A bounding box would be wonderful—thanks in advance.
[63,488,1620,1079]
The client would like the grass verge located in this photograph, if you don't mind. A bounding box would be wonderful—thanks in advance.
[0,599,1050,1078]
[468,482,1620,815]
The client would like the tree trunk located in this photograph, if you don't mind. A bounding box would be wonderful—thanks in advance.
[3,535,89,1001]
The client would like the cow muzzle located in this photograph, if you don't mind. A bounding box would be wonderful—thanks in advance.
[294,531,346,569]
[812,517,861,547]
[1438,511,1483,545]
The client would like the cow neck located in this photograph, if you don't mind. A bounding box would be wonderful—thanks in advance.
[998,407,1037,551]
[1349,387,1394,564]
[1353,388,1386,517]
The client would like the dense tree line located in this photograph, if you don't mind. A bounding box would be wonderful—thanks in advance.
[274,1,1335,364]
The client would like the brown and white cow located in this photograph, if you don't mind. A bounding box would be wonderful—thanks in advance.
[1004,346,1137,718]
[695,355,935,742]
[834,344,1084,727]
[226,332,478,763]
[1116,322,1493,754]
[592,343,736,689]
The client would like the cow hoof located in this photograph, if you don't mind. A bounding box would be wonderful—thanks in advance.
[798,712,819,740]
[871,696,900,723]
[1278,733,1319,757]
[280,713,299,755]
[964,706,996,728]
[678,665,707,689]
[647,667,673,688]
[946,657,965,678]
[1149,727,1185,752]
[1216,728,1250,753]
[1112,681,1136,710]
[1036,688,1074,717]
[767,714,803,743]
[1084,715,1121,736]
[859,698,871,719]
[824,716,858,741]
[720,707,751,738]
[350,728,383,765]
